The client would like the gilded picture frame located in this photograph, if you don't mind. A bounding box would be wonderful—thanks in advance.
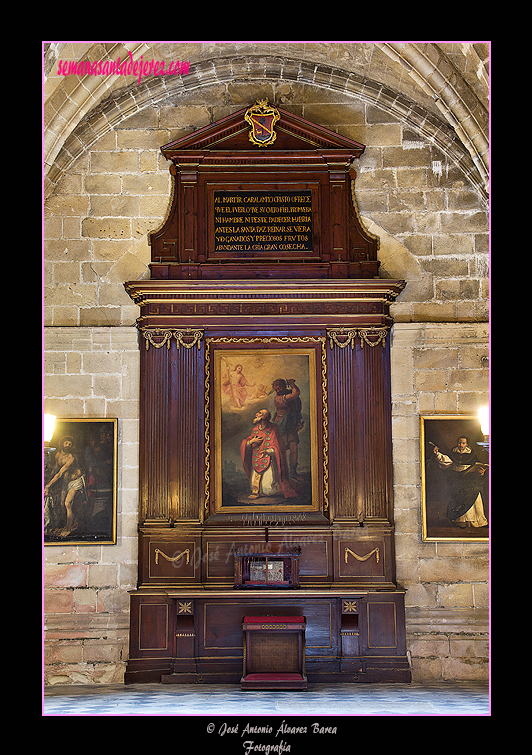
[44,418,118,545]
[420,415,489,542]
[208,338,325,515]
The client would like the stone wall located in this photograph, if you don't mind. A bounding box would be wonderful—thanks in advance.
[43,327,139,684]
[391,323,489,681]
[44,82,488,329]
[43,51,489,684]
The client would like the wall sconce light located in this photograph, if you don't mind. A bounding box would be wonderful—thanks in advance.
[44,414,56,444]
[477,406,489,452]
[44,414,56,467]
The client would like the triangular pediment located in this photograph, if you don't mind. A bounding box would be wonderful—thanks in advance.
[161,103,366,159]
[148,99,380,281]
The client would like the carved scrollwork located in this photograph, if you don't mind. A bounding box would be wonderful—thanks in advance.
[327,327,389,349]
[141,328,204,351]
[175,330,203,350]
[357,328,388,349]
[327,329,357,349]
[142,329,174,350]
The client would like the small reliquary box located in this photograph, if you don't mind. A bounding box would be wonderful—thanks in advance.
[234,550,300,589]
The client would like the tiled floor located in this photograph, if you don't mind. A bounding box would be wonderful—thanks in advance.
[43,681,490,717]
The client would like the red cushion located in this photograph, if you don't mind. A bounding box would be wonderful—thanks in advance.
[243,615,304,623]
[243,673,304,681]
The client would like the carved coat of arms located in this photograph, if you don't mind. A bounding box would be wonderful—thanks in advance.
[244,100,280,147]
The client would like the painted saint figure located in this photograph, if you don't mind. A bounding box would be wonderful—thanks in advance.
[433,436,488,528]
[271,378,305,480]
[241,409,298,500]
[44,436,87,537]
[222,362,255,408]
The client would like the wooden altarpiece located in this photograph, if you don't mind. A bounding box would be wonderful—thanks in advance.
[124,102,411,684]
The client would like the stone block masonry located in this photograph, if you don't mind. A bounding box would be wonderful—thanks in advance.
[391,322,489,681]
[43,327,139,685]
[43,77,488,329]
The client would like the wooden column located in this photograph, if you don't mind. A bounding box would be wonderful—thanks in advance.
[327,328,393,524]
[139,332,170,523]
[327,335,365,522]
[361,334,394,521]
[167,332,204,521]
[138,329,204,525]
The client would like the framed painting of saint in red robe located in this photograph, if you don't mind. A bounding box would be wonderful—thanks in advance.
[210,341,323,514]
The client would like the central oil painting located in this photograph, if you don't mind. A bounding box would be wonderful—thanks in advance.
[212,345,321,513]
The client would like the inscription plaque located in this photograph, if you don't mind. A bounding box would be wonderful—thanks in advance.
[213,190,313,255]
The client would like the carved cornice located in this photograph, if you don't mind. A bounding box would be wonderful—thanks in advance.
[125,279,405,302]
[125,279,405,329]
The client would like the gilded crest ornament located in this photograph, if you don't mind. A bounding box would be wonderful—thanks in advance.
[244,100,280,147]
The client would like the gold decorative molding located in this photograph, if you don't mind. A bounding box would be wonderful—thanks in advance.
[142,328,174,350]
[320,337,329,513]
[206,335,323,346]
[345,546,380,563]
[203,345,211,522]
[178,601,193,614]
[124,280,406,330]
[342,600,358,613]
[175,330,203,350]
[154,548,190,565]
[328,329,357,349]
[358,328,388,349]
[328,327,389,349]
[140,328,203,351]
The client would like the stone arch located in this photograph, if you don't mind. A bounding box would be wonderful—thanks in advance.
[45,52,486,201]
[377,43,489,192]
[44,42,151,185]
[44,47,489,326]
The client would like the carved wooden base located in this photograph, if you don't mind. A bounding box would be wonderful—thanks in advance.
[125,589,411,685]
